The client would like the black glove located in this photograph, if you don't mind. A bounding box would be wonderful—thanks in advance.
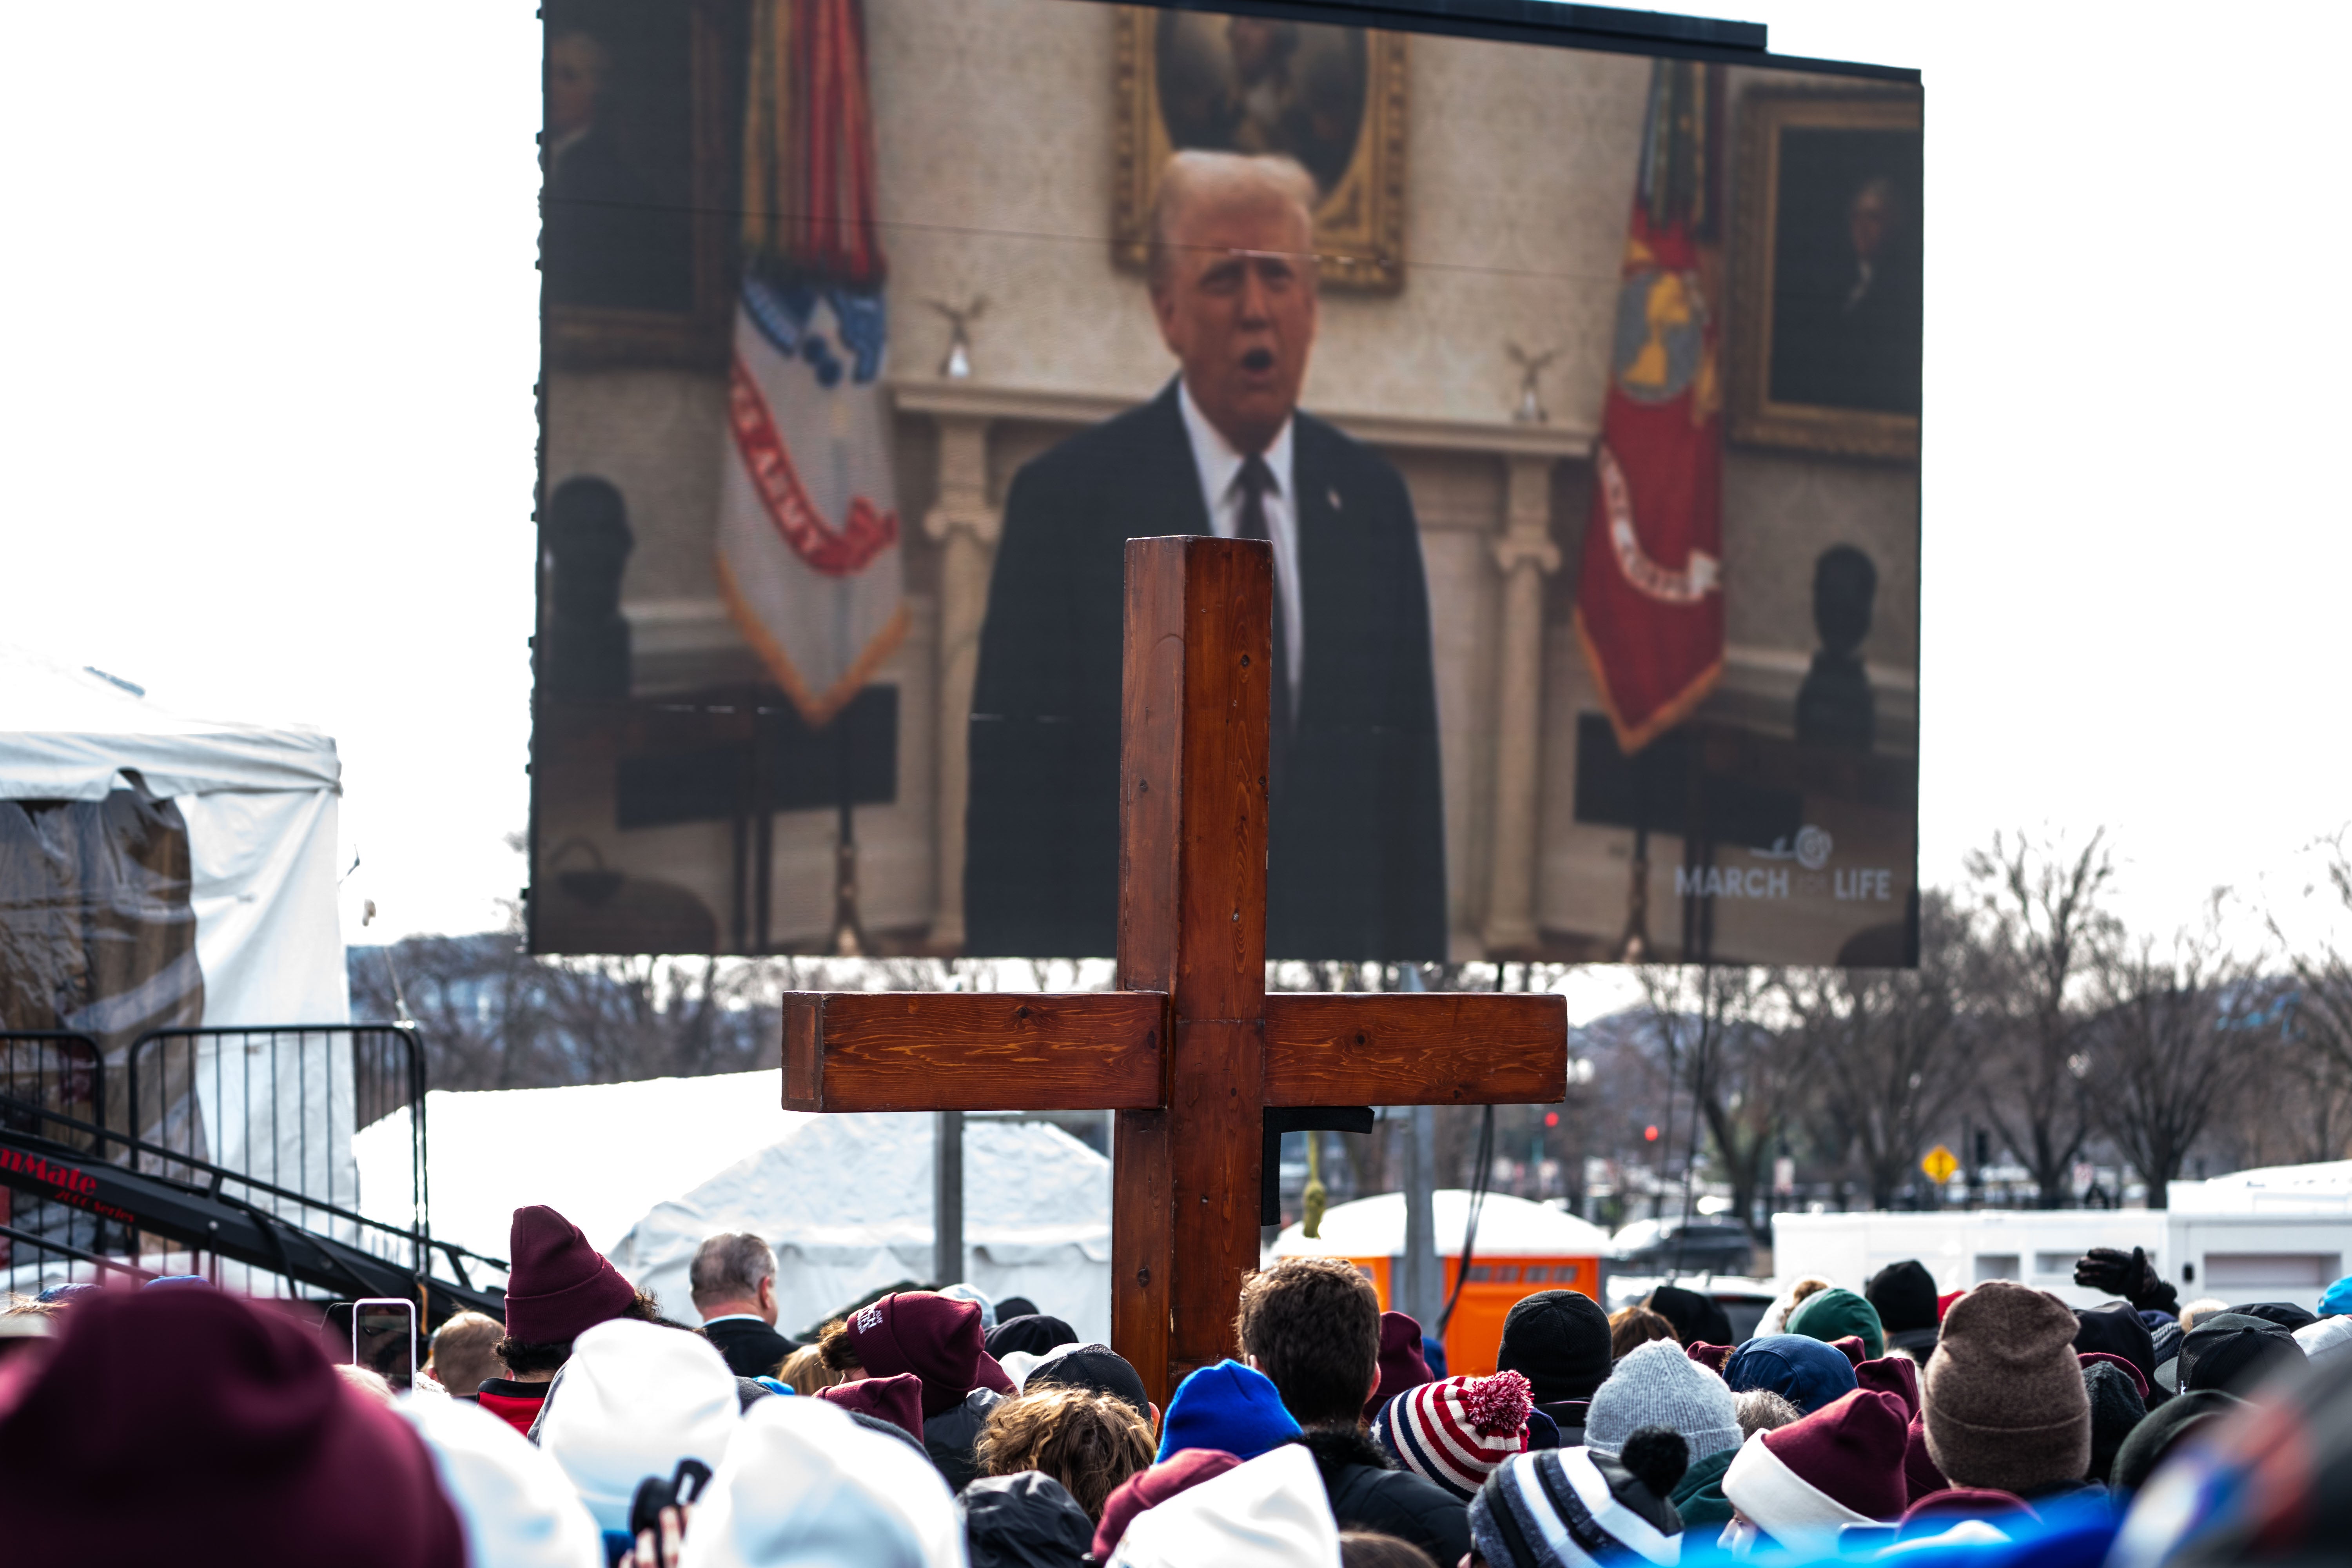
[2073,1245,2180,1316]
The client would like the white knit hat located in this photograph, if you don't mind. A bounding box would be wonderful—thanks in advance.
[1109,1444,1341,1568]
[536,1318,741,1533]
[395,1394,604,1568]
[1584,1339,1742,1463]
[677,1394,962,1568]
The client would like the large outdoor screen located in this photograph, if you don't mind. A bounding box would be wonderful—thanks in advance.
[531,0,1922,967]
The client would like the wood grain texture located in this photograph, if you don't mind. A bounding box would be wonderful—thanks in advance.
[1263,991,1568,1106]
[1111,1106,1172,1405]
[778,992,1165,1112]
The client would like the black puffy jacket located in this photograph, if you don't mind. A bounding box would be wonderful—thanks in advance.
[1293,1428,1471,1566]
[960,1471,1093,1568]
[925,1388,1005,1492]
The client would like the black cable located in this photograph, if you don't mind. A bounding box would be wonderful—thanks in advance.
[1439,1104,1497,1338]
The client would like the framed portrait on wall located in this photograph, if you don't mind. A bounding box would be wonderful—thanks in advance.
[541,0,744,368]
[1730,92,1922,462]
[1112,6,1407,292]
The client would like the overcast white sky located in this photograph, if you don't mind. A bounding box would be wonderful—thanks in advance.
[4,2,2347,963]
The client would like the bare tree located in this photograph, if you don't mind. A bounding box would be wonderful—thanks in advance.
[1635,965,1787,1241]
[2082,904,2249,1207]
[2271,831,2352,1082]
[1776,891,1971,1208]
[1966,831,2120,1208]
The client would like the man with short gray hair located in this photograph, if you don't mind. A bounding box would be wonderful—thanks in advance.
[690,1231,794,1378]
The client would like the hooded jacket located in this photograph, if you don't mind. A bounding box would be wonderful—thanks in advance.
[961,1470,1094,1568]
[1292,1425,1472,1566]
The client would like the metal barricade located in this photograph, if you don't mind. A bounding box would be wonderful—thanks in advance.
[0,1025,434,1300]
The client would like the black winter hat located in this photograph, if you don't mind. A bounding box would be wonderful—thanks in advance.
[1497,1290,1613,1404]
[1644,1286,1734,1349]
[2178,1314,2305,1395]
[985,1314,1079,1360]
[960,1471,1093,1568]
[2074,1302,2158,1383]
[1025,1344,1152,1417]
[1867,1261,1942,1336]
[2111,1389,2240,1492]
[2083,1359,2148,1484]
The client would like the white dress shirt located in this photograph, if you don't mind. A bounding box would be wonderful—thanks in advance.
[1179,380,1304,710]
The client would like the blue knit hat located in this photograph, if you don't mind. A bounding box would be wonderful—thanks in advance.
[1724,1334,1858,1415]
[2320,1275,2352,1319]
[1157,1359,1302,1463]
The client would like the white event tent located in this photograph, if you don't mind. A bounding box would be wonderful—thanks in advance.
[356,1069,1113,1341]
[0,647,348,1191]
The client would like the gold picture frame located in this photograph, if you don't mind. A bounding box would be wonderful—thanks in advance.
[1730,91,1923,463]
[1112,7,1407,292]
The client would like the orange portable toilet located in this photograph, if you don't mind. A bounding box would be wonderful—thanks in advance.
[1270,1192,1612,1376]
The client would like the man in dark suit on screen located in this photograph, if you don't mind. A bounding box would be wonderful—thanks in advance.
[965,151,1445,960]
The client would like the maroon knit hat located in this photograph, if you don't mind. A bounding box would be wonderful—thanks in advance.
[1857,1353,1920,1417]
[1904,1410,1949,1504]
[1686,1341,1734,1374]
[1365,1310,1434,1418]
[0,1287,464,1566]
[1760,1388,1912,1520]
[1827,1334,1869,1367]
[844,1291,1016,1417]
[503,1204,639,1343]
[1092,1447,1243,1560]
[817,1372,926,1442]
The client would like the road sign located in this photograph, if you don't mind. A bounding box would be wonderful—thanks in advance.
[1922,1144,1958,1184]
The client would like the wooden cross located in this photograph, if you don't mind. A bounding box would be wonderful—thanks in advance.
[782,536,1567,1405]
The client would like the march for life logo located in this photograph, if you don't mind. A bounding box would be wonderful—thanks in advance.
[1674,824,1896,903]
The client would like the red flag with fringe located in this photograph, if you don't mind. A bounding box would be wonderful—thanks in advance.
[1576,60,1725,753]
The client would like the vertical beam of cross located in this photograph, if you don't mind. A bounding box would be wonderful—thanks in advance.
[1111,535,1271,1398]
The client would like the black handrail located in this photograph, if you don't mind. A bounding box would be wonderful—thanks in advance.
[0,1222,157,1283]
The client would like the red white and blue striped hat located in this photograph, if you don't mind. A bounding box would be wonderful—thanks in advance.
[1375,1370,1535,1500]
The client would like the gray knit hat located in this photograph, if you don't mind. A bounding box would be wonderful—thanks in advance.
[1584,1339,1742,1464]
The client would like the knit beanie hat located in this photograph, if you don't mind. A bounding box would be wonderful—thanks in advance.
[2321,1275,2352,1318]
[1645,1285,1733,1347]
[1094,1448,1242,1561]
[815,1372,925,1443]
[842,1290,1016,1417]
[1868,1260,1941,1335]
[1108,1444,1340,1568]
[1724,1333,1857,1414]
[1026,1342,1151,1417]
[679,1390,962,1568]
[1374,1369,1535,1499]
[2083,1358,2148,1484]
[1367,1310,1434,1418]
[1583,1339,1741,1464]
[0,1286,465,1567]
[1467,1434,1687,1568]
[1158,1358,1302,1462]
[2073,1301,2157,1383]
[962,1471,1094,1568]
[396,1390,604,1568]
[1788,1287,1886,1361]
[984,1313,1078,1360]
[537,1318,741,1534]
[1855,1353,1920,1417]
[1496,1289,1613,1403]
[1684,1341,1733,1374]
[1921,1280,2090,1494]
[505,1204,641,1344]
[1720,1388,1910,1550]
[937,1282,997,1330]
[2080,1350,2149,1400]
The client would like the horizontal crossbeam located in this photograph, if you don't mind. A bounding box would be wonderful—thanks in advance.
[778,989,1565,1114]
[1263,992,1567,1106]
[781,991,1167,1112]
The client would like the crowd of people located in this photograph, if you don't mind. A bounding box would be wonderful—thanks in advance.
[4,1207,2350,1566]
